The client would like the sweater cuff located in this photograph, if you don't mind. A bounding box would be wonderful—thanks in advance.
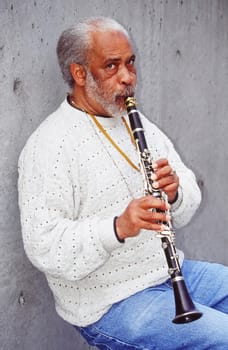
[113,216,125,243]
[98,217,125,253]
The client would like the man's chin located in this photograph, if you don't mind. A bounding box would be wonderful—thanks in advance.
[106,103,127,118]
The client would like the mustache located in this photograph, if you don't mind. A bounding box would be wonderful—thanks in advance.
[114,86,135,100]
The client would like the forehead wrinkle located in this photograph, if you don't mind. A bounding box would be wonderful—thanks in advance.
[88,30,134,64]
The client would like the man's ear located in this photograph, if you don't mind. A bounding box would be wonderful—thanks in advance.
[70,63,86,86]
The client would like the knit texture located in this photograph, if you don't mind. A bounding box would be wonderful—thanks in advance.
[18,99,201,326]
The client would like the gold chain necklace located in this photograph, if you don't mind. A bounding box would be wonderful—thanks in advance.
[88,113,140,172]
[67,94,140,172]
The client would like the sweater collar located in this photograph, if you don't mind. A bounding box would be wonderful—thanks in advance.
[60,98,127,128]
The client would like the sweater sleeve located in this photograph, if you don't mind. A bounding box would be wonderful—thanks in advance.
[18,130,123,282]
[141,115,202,229]
[164,136,201,228]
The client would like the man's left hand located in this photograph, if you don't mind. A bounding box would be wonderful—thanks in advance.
[151,158,179,203]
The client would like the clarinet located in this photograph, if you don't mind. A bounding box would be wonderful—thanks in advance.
[125,97,203,324]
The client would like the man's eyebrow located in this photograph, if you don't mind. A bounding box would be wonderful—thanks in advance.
[104,54,136,64]
[104,57,121,64]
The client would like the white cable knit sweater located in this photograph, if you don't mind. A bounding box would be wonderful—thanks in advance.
[18,99,201,326]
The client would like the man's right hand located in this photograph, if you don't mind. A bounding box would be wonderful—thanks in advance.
[115,196,171,241]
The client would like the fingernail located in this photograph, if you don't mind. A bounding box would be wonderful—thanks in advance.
[153,181,159,188]
[151,173,157,181]
[152,162,157,169]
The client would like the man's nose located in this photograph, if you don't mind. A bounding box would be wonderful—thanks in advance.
[118,65,135,85]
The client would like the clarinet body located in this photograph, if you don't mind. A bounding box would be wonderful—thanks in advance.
[125,97,202,324]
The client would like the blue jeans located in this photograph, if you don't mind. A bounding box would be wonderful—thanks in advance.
[77,260,228,349]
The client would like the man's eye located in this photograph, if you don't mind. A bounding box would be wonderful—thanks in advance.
[128,58,135,66]
[106,63,116,70]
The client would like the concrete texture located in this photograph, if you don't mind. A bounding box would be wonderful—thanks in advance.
[0,0,227,349]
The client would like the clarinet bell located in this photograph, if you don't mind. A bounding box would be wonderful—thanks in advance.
[172,278,203,324]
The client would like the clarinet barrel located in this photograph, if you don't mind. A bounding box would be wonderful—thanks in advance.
[125,97,203,324]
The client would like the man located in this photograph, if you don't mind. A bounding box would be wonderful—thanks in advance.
[18,17,228,349]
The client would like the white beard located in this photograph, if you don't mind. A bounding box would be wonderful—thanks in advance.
[85,69,135,118]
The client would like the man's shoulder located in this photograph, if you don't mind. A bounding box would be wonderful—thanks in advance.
[19,99,88,161]
[25,100,85,145]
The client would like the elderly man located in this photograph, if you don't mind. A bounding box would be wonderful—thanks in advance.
[18,17,228,349]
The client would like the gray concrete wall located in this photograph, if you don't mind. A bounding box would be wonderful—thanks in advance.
[0,0,227,349]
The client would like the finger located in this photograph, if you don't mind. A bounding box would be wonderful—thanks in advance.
[163,182,179,194]
[152,165,172,181]
[138,196,170,211]
[152,158,169,170]
[141,210,171,223]
[153,173,178,189]
[141,220,168,232]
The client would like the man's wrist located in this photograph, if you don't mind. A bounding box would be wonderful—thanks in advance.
[168,190,179,205]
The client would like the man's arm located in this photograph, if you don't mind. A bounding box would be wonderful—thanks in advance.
[18,132,123,282]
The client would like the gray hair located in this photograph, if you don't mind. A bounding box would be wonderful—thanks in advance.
[56,17,129,88]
